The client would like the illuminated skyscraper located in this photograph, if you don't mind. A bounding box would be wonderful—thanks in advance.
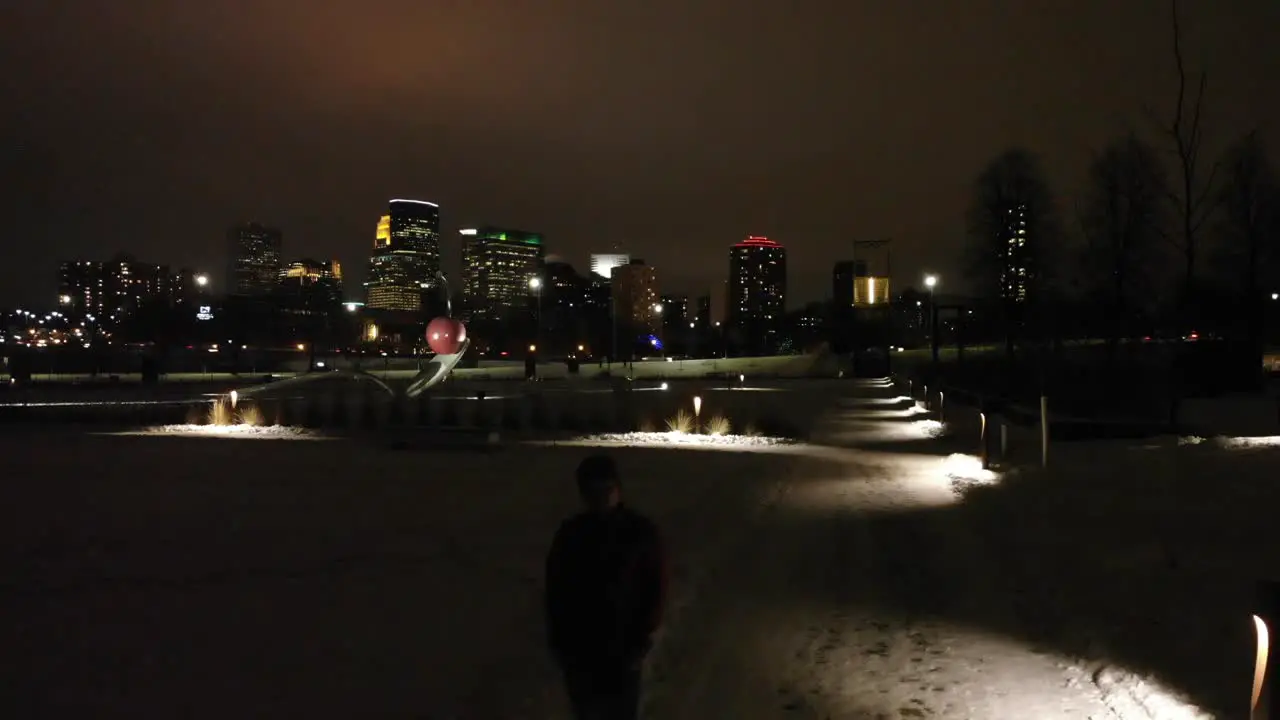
[279,259,343,308]
[832,260,867,309]
[727,236,787,353]
[226,223,283,296]
[365,199,441,312]
[459,226,545,322]
[590,253,630,279]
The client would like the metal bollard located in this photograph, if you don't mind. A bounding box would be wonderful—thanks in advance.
[1253,580,1280,718]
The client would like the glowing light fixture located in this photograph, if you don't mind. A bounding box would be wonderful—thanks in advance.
[1254,613,1269,714]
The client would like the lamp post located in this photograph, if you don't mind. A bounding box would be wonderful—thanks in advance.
[924,274,939,364]
[652,303,664,358]
[528,276,542,355]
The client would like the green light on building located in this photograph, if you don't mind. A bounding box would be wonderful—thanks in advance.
[478,229,541,246]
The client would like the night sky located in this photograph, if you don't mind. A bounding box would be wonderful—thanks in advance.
[3,1,1277,309]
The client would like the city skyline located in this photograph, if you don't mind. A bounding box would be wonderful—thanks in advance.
[4,1,1278,308]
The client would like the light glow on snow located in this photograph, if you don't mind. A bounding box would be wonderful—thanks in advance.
[1179,434,1280,449]
[1220,435,1280,449]
[941,453,997,483]
[913,418,945,436]
[107,424,327,440]
[1092,666,1212,719]
[940,453,1001,497]
[556,431,796,451]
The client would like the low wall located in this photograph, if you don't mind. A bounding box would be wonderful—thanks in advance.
[0,381,846,441]
[5,353,834,385]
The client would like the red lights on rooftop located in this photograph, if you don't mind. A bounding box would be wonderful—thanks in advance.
[732,235,783,248]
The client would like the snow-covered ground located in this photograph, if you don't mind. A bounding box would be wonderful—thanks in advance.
[118,423,327,439]
[3,379,1273,717]
[558,431,798,450]
[642,388,1223,719]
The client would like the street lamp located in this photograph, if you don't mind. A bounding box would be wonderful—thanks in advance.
[924,274,939,364]
[529,276,543,353]
[652,303,664,357]
[195,274,209,288]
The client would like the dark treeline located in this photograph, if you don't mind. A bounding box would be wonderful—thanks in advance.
[959,1,1278,369]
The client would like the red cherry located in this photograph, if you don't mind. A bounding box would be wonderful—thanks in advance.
[425,316,467,355]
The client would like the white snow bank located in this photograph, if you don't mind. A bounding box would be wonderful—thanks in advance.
[566,431,797,449]
[114,424,326,439]
[1180,434,1280,449]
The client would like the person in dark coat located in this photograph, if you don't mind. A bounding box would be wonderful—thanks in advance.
[545,455,668,720]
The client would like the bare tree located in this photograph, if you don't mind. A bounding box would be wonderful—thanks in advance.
[965,148,1058,359]
[1216,131,1279,346]
[1152,0,1218,331]
[1078,133,1168,359]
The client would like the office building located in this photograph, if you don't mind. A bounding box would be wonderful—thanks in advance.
[590,253,630,279]
[541,257,591,353]
[365,199,441,312]
[853,275,891,306]
[460,226,545,322]
[832,260,868,309]
[226,223,283,296]
[279,259,344,308]
[727,236,787,352]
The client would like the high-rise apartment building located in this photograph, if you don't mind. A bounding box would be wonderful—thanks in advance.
[695,295,712,329]
[460,226,545,322]
[226,223,283,296]
[590,253,630,279]
[727,236,787,353]
[1001,204,1031,303]
[611,259,660,338]
[59,255,170,320]
[365,199,441,312]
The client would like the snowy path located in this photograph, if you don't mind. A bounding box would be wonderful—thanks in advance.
[643,382,1165,719]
